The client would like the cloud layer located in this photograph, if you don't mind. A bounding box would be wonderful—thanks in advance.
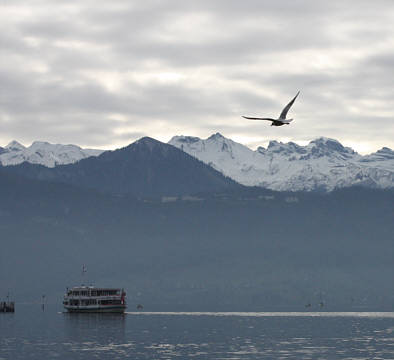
[1,0,394,153]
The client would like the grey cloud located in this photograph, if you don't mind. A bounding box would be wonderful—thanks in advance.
[363,52,394,74]
[0,71,122,115]
[14,0,335,68]
[1,0,394,152]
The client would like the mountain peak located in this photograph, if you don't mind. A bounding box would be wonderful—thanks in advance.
[169,135,200,145]
[5,140,25,151]
[267,140,281,148]
[361,146,394,162]
[307,137,355,158]
[30,141,52,148]
[265,140,306,155]
[208,132,225,141]
[135,136,158,143]
[131,136,166,152]
[376,147,394,157]
[310,137,342,147]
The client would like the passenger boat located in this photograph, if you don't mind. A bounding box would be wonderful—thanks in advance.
[63,286,127,313]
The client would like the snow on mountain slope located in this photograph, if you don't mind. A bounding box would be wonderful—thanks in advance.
[0,140,104,167]
[2,136,393,192]
[169,133,394,191]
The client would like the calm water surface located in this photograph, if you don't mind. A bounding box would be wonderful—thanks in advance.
[1,305,393,359]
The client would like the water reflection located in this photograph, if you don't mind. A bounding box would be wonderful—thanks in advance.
[63,312,126,343]
[2,307,393,359]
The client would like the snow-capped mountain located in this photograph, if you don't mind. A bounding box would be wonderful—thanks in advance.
[169,133,394,191]
[0,140,104,167]
[2,137,239,197]
[2,136,394,192]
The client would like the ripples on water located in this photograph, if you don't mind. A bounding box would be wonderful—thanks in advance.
[1,306,393,359]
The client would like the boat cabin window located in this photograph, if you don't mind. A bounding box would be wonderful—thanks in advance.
[90,289,120,296]
[69,288,120,297]
[81,299,97,306]
[99,299,122,305]
[70,290,90,296]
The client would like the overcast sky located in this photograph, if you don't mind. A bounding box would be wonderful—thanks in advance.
[1,0,394,153]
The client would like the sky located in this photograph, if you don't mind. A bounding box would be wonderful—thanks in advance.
[1,0,394,154]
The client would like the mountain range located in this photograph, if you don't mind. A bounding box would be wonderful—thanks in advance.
[2,137,239,198]
[169,133,394,192]
[0,140,103,167]
[1,134,393,192]
[0,135,393,310]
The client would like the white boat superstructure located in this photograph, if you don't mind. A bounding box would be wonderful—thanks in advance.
[63,286,127,313]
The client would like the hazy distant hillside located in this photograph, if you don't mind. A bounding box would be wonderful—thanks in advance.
[2,137,240,198]
[1,169,393,311]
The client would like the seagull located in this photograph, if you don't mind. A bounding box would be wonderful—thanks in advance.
[243,91,300,126]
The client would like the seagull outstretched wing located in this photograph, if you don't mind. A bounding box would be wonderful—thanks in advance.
[279,91,300,119]
[242,116,276,121]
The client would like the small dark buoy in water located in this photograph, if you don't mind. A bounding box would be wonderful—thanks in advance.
[137,304,144,310]
[42,295,46,311]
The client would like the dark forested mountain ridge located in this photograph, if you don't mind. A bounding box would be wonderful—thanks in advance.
[1,137,240,198]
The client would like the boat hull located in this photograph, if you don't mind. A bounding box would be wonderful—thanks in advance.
[65,305,126,313]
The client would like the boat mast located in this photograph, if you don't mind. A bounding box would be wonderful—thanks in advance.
[81,264,87,286]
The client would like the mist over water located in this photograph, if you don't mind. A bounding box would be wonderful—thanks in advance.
[1,305,393,359]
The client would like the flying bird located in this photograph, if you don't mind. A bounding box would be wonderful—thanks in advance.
[243,91,300,126]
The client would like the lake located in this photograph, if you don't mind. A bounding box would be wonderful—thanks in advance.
[1,305,393,359]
